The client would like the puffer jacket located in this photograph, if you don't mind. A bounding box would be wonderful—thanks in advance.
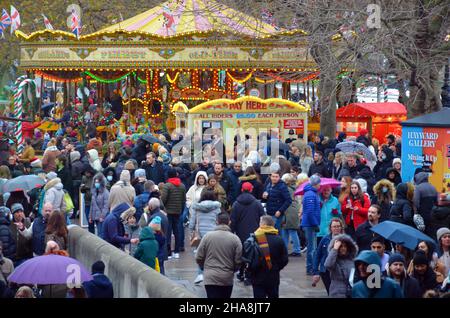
[189,200,222,238]
[186,171,208,209]
[324,234,359,298]
[44,178,66,213]
[160,178,186,215]
[283,185,301,230]
[372,179,396,222]
[318,194,341,238]
[301,184,321,227]
[0,210,15,259]
[389,183,414,226]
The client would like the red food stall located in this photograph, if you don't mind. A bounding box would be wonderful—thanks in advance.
[336,102,407,142]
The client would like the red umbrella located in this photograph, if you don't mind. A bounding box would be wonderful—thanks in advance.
[295,178,341,195]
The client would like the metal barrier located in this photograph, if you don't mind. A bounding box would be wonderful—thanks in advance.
[68,225,197,298]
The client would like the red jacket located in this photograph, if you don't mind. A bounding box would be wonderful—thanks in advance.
[340,193,371,230]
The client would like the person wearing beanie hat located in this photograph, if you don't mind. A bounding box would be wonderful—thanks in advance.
[132,169,147,196]
[301,173,321,275]
[160,165,186,259]
[82,260,114,298]
[149,215,166,274]
[11,203,24,214]
[46,171,58,181]
[411,250,440,295]
[436,227,450,276]
[387,253,422,298]
[108,170,136,211]
[241,182,254,193]
[393,158,401,171]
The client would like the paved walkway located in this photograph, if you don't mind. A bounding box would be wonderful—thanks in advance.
[164,230,328,298]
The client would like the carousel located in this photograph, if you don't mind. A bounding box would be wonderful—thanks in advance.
[14,0,341,148]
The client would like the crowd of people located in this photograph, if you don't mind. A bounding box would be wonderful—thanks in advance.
[0,126,449,299]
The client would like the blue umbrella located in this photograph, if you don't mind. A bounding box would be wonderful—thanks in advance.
[370,221,436,250]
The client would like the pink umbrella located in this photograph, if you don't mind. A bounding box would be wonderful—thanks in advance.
[295,178,341,195]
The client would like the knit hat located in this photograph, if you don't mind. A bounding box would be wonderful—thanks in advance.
[150,216,162,232]
[310,175,321,187]
[120,206,136,221]
[70,151,81,163]
[388,253,406,266]
[11,203,24,214]
[241,182,254,192]
[91,261,105,274]
[0,206,11,218]
[30,157,42,168]
[393,158,401,166]
[161,153,171,165]
[355,178,368,193]
[437,227,450,242]
[167,168,177,178]
[120,170,131,183]
[413,250,428,266]
[269,162,281,173]
[135,169,146,179]
[46,171,58,181]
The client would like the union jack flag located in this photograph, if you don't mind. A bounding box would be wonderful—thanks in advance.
[10,5,20,34]
[70,10,81,38]
[1,9,11,27]
[42,14,54,30]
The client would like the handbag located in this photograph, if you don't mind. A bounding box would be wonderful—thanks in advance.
[154,257,160,273]
[64,191,75,213]
[190,215,201,247]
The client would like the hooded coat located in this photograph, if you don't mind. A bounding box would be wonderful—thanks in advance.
[83,273,114,298]
[102,203,132,249]
[134,227,159,269]
[42,145,61,173]
[160,177,186,215]
[186,171,208,210]
[238,175,264,200]
[389,183,414,226]
[264,180,292,216]
[227,169,244,204]
[43,178,66,213]
[87,149,102,172]
[70,151,86,181]
[230,192,265,242]
[324,234,358,298]
[413,172,438,235]
[90,173,110,221]
[372,179,396,222]
[374,147,394,181]
[385,168,402,186]
[109,171,136,211]
[189,200,222,238]
[352,251,404,298]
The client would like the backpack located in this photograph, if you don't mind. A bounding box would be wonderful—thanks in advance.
[242,234,264,272]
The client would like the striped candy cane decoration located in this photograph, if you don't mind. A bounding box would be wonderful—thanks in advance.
[121,77,128,99]
[13,78,36,153]
[383,78,389,102]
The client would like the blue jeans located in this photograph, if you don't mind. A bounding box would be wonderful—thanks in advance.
[281,229,301,254]
[271,215,282,232]
[303,226,318,273]
[178,206,189,248]
[95,220,104,239]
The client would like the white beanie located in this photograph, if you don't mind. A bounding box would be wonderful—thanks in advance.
[46,171,58,181]
[393,158,401,167]
[355,178,368,193]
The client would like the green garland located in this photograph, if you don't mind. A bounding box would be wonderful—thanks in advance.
[85,71,131,84]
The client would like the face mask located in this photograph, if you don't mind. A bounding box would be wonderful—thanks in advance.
[94,182,101,189]
[381,154,387,160]
[107,176,113,182]
[382,187,388,193]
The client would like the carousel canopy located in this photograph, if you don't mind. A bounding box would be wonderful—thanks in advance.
[94,0,292,38]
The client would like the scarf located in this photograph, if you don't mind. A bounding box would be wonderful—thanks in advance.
[255,225,279,236]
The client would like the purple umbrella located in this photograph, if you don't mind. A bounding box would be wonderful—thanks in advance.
[8,254,92,285]
[295,178,342,195]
